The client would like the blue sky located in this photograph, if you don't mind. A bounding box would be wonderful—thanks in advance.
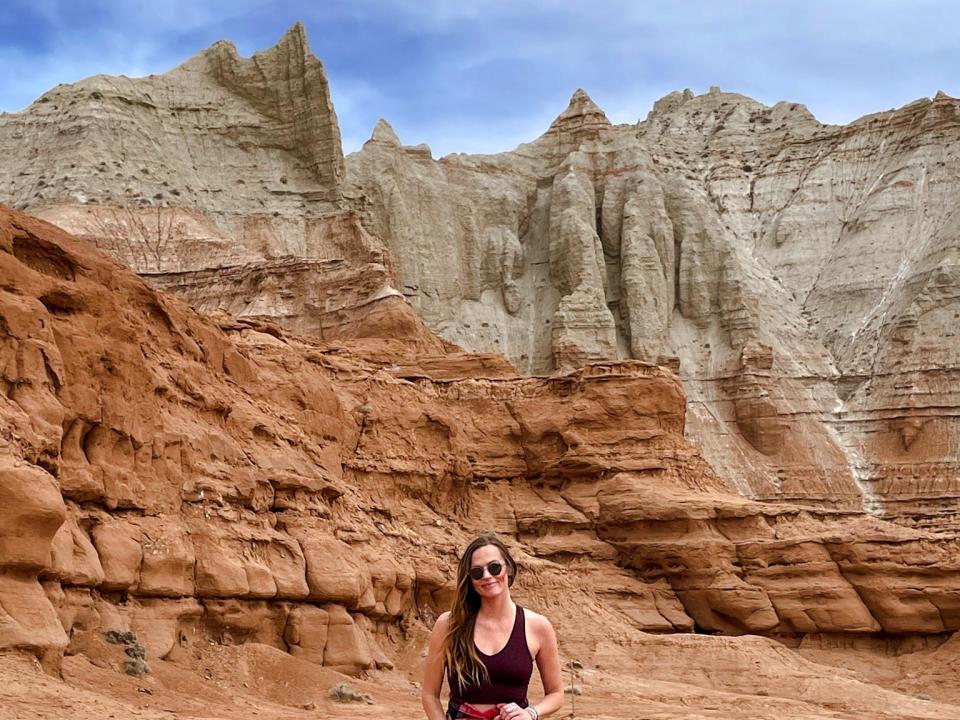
[1,1,958,156]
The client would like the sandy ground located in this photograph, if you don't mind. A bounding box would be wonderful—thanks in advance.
[4,630,960,720]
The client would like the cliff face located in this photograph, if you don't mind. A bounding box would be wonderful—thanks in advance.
[5,206,960,718]
[2,21,344,261]
[346,89,960,528]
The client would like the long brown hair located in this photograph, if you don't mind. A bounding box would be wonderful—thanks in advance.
[444,533,519,691]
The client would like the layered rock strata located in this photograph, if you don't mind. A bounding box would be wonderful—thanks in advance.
[3,21,343,254]
[3,27,960,527]
[346,94,863,517]
[346,89,960,528]
[0,23,414,343]
[4,205,960,694]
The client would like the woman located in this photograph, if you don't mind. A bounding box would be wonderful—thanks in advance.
[421,533,564,720]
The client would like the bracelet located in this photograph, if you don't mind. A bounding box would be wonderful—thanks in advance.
[527,707,540,720]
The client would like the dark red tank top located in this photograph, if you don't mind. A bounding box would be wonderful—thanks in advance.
[448,605,534,708]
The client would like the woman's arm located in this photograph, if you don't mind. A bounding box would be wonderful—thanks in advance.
[421,612,450,720]
[527,615,564,719]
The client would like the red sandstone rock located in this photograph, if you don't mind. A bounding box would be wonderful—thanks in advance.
[3,204,960,717]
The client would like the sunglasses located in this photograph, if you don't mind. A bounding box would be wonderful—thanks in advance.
[469,561,505,581]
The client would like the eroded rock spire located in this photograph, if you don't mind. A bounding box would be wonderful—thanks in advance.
[368,118,401,147]
[546,88,612,140]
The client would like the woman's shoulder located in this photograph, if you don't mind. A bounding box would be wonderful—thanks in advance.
[427,612,451,649]
[433,611,451,631]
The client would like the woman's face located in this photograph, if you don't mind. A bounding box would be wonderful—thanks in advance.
[468,544,510,599]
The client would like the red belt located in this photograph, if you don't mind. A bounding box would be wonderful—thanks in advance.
[447,702,501,719]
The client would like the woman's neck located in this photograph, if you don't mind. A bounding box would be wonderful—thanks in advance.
[478,593,514,620]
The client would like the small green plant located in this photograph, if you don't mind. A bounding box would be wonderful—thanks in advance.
[105,629,150,677]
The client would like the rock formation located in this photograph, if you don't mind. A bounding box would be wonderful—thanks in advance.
[4,205,960,717]
[3,25,960,714]
[0,23,449,365]
[4,26,960,526]
[346,88,960,529]
[3,22,342,259]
